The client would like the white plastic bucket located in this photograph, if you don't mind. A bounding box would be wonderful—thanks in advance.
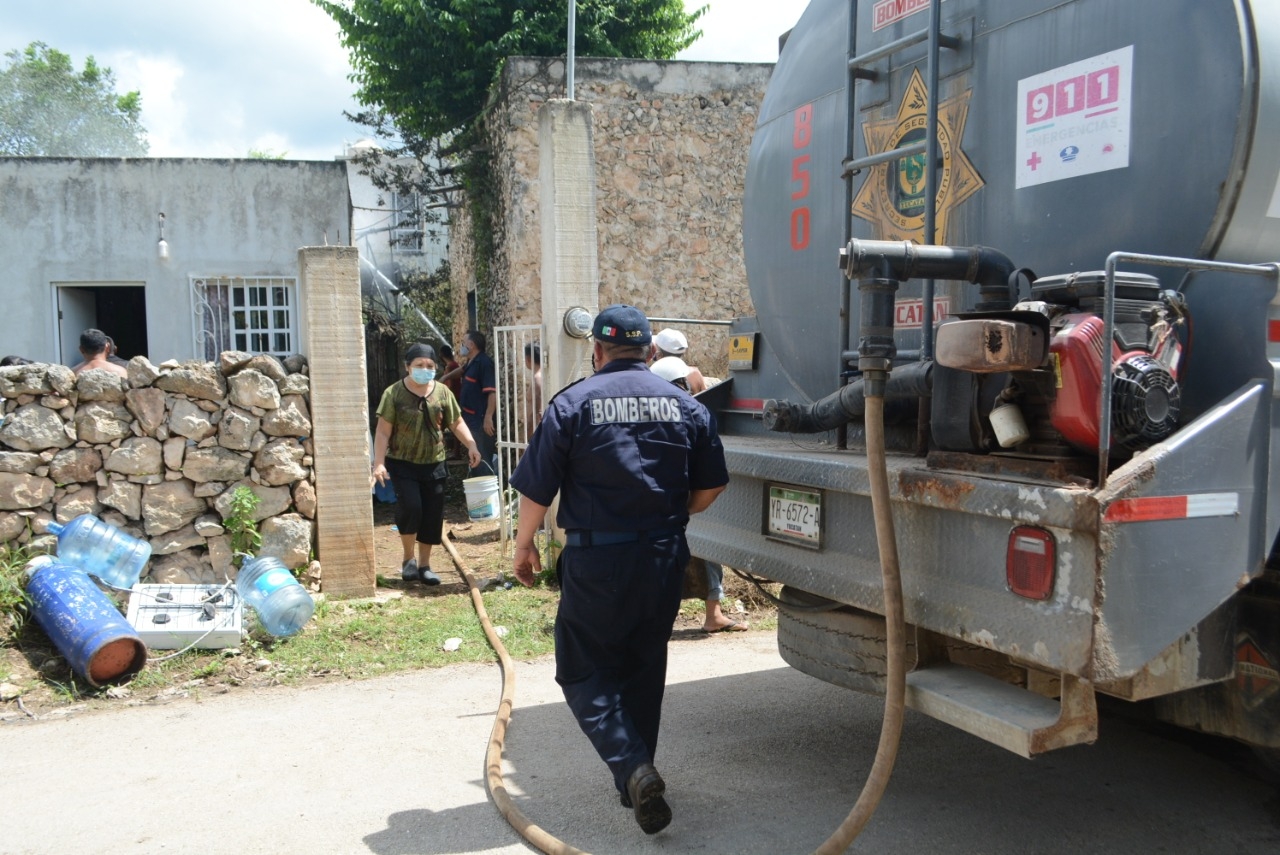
[463,475,501,520]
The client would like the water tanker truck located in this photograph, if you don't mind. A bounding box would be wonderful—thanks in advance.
[693,0,1280,760]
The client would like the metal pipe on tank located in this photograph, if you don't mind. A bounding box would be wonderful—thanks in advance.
[837,0,859,452]
[763,360,933,434]
[841,239,1018,310]
[857,275,901,397]
[918,0,945,455]
[922,0,942,357]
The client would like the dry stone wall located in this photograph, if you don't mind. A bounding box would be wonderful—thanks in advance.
[0,353,317,585]
[451,57,773,377]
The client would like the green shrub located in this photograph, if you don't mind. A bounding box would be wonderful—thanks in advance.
[0,544,34,640]
[224,486,262,567]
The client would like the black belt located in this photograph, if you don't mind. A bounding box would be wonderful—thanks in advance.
[564,529,683,547]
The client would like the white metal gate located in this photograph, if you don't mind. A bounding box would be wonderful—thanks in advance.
[493,323,543,553]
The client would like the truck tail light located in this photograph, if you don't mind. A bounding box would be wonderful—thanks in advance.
[1007,526,1055,600]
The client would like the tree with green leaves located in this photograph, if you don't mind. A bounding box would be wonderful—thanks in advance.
[316,0,704,146]
[316,1,704,331]
[0,42,148,157]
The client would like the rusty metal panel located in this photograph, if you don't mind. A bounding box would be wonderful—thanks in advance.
[1093,381,1271,682]
[689,435,1098,675]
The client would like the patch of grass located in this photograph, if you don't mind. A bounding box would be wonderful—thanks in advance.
[43,677,83,702]
[4,581,560,712]
[3,493,775,716]
[0,543,35,639]
[247,586,560,681]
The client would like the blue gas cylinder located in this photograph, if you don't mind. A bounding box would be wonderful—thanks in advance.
[45,514,152,589]
[235,556,314,637]
[26,556,148,687]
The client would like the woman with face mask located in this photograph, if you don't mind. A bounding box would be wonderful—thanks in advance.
[372,343,482,584]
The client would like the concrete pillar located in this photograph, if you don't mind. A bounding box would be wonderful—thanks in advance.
[539,99,599,400]
[297,246,376,598]
[538,99,600,555]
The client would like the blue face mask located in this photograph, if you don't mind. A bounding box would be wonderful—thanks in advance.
[458,345,470,358]
[411,368,436,384]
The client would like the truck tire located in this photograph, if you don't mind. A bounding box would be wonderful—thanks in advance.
[776,586,916,696]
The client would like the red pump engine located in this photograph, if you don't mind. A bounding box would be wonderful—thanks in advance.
[1032,272,1186,453]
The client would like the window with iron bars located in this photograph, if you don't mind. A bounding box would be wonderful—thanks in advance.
[390,191,424,253]
[192,276,297,360]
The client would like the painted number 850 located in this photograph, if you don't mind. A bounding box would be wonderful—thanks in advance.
[790,104,813,251]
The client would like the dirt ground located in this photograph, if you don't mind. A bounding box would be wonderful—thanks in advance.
[2,472,774,718]
[372,485,773,634]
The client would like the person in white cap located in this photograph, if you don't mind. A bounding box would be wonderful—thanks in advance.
[651,329,707,393]
[651,333,745,634]
[650,355,693,389]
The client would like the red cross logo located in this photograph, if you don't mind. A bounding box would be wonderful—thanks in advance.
[1026,151,1043,171]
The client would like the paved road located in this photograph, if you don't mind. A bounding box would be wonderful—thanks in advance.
[3,629,1278,854]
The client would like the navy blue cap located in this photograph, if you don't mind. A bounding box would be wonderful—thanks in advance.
[592,304,651,346]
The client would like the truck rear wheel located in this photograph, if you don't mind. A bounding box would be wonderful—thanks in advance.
[776,586,917,696]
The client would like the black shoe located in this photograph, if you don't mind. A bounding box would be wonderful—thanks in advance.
[420,566,441,586]
[619,789,632,809]
[624,763,671,834]
[400,558,420,582]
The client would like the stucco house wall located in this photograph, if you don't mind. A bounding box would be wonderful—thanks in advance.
[343,143,449,308]
[0,158,351,366]
[450,57,773,376]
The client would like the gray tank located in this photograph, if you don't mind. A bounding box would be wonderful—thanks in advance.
[745,0,1280,403]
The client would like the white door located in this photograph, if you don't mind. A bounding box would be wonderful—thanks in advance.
[56,287,97,367]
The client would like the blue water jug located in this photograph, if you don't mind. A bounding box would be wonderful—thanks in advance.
[26,556,148,686]
[235,556,314,637]
[45,514,152,589]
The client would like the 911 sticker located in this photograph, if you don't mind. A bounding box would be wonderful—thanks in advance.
[1016,46,1133,189]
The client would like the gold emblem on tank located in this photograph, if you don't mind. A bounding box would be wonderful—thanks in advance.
[852,68,984,243]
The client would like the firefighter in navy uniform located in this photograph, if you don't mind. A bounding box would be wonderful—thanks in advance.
[509,304,729,835]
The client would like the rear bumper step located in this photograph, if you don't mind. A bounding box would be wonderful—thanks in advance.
[906,663,1097,757]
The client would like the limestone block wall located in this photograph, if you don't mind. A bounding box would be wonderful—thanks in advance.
[0,354,318,585]
[451,57,773,377]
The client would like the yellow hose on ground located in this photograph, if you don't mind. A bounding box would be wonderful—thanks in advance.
[441,531,589,855]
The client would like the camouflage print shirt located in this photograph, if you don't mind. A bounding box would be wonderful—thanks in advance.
[375,379,461,466]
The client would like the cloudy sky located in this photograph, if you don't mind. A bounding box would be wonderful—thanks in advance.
[0,0,812,161]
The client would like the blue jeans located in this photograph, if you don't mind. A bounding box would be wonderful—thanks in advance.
[704,561,725,601]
